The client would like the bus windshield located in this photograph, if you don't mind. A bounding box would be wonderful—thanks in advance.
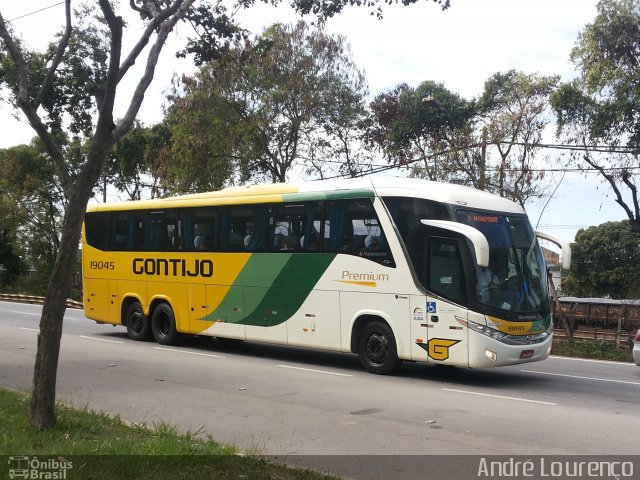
[456,210,550,318]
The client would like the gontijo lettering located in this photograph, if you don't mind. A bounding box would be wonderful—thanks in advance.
[133,258,213,277]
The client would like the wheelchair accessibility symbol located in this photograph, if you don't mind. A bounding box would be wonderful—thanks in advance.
[427,302,437,314]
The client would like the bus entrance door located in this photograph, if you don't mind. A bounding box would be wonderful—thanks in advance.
[423,236,469,366]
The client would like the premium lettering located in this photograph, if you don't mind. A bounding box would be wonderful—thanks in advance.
[133,258,213,278]
[341,270,389,282]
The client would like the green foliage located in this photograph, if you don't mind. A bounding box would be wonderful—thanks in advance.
[368,70,556,206]
[0,387,336,479]
[570,0,640,147]
[180,0,451,65]
[105,122,172,200]
[166,21,369,190]
[368,81,475,178]
[552,339,634,362]
[478,70,559,205]
[0,143,64,288]
[563,221,640,299]
[0,7,109,137]
[551,0,640,232]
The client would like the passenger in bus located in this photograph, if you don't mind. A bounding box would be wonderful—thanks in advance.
[277,235,293,251]
[340,235,361,252]
[477,264,500,303]
[194,235,207,251]
[364,234,380,251]
[300,233,319,251]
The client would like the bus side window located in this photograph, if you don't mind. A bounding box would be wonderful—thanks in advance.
[109,212,138,251]
[324,199,394,266]
[220,205,267,252]
[85,212,109,250]
[189,207,217,252]
[268,202,322,252]
[427,237,467,306]
[140,210,175,251]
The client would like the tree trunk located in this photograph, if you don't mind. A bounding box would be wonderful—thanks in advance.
[28,193,87,429]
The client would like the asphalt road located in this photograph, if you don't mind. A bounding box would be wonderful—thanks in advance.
[2,300,639,478]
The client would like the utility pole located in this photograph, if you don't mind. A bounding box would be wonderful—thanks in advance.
[479,126,487,191]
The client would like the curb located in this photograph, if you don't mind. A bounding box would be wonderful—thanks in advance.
[0,293,83,309]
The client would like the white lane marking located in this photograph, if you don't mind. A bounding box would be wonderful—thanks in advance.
[19,327,39,332]
[442,388,557,405]
[153,347,224,358]
[79,335,125,344]
[12,311,41,316]
[549,355,634,367]
[276,364,353,377]
[521,369,640,386]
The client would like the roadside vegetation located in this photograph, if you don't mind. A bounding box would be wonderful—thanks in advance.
[551,339,634,363]
[0,387,335,480]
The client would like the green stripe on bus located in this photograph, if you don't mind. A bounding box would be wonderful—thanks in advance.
[203,253,336,327]
[241,253,336,327]
[282,189,374,202]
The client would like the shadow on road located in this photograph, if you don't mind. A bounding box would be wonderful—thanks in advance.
[92,329,549,392]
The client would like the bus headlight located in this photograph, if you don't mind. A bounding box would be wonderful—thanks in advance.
[457,317,506,341]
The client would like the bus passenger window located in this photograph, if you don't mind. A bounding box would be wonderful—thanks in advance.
[221,206,267,252]
[85,212,109,250]
[269,202,321,252]
[324,199,394,266]
[109,212,138,251]
[189,208,217,252]
[140,210,176,251]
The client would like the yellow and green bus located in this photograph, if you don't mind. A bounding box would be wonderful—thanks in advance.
[82,177,570,373]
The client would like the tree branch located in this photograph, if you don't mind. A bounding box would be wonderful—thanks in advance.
[96,0,123,134]
[583,152,636,223]
[0,12,72,197]
[34,0,72,109]
[118,0,183,82]
[113,0,195,142]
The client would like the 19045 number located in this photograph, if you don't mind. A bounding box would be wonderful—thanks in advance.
[89,260,115,270]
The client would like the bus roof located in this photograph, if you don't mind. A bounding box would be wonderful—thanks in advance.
[86,177,525,215]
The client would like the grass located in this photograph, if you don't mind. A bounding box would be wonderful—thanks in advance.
[551,338,634,362]
[0,387,337,480]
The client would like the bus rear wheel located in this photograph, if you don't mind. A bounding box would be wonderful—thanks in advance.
[125,301,151,341]
[357,321,400,374]
[151,303,178,345]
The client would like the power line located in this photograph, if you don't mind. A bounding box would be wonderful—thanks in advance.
[6,2,65,22]
[318,141,640,181]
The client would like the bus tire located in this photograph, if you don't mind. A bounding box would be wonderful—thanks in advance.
[357,320,400,374]
[151,303,178,345]
[124,300,151,341]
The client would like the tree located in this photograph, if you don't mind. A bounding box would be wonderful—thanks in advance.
[0,0,208,430]
[368,81,476,181]
[103,122,172,201]
[167,21,369,188]
[477,70,559,206]
[551,0,640,232]
[0,143,64,292]
[0,0,452,430]
[563,221,640,299]
[368,72,556,207]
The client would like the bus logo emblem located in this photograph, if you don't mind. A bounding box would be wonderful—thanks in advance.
[417,338,461,361]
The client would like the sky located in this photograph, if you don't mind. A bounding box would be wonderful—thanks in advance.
[0,0,631,247]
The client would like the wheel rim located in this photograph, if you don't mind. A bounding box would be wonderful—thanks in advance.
[129,309,144,334]
[157,311,171,337]
[366,332,389,365]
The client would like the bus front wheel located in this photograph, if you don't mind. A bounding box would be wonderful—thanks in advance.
[151,303,178,345]
[124,301,151,341]
[357,321,400,374]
